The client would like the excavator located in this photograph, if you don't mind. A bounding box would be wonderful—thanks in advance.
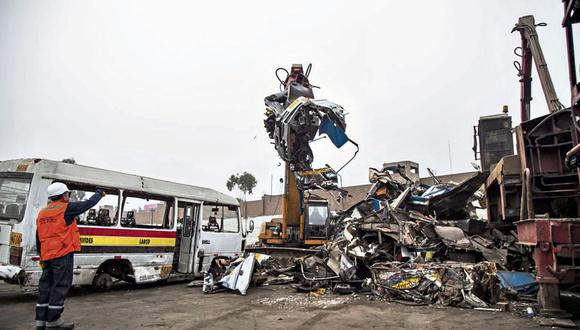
[257,64,358,248]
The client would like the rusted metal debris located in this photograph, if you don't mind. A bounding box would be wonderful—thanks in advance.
[203,165,538,312]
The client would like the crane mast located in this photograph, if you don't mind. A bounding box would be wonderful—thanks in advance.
[513,15,565,121]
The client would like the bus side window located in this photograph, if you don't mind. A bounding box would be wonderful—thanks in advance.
[121,194,171,229]
[221,206,239,233]
[201,204,239,233]
[68,187,120,227]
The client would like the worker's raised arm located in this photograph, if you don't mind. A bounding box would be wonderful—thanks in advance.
[64,190,106,225]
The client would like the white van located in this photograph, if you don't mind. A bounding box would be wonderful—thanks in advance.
[0,158,249,291]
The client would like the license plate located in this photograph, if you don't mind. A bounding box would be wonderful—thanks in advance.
[10,232,22,247]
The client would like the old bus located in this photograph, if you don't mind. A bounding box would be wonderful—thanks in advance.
[0,158,249,291]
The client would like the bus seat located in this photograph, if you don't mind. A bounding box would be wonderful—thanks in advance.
[87,209,96,220]
[5,204,19,219]
[85,209,97,225]
[208,216,220,232]
[126,211,136,227]
[97,209,111,226]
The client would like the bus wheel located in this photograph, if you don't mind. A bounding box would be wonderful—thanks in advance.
[92,272,113,292]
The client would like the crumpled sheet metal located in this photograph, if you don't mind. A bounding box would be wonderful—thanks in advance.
[217,253,270,295]
[263,66,354,176]
[0,265,22,282]
[217,162,532,308]
[424,172,487,220]
[371,262,498,308]
[434,226,472,249]
[308,166,531,308]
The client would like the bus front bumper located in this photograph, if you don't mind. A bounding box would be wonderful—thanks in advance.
[0,264,23,283]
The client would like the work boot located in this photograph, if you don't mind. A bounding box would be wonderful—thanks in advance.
[47,322,74,330]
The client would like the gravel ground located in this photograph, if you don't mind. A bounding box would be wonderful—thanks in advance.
[0,281,545,330]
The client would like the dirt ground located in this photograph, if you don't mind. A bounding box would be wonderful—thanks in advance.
[0,281,544,330]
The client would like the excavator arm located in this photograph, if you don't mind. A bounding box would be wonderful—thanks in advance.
[258,64,356,247]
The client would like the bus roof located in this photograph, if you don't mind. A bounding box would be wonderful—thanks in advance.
[0,158,239,206]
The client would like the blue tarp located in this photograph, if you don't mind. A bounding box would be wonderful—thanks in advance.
[496,271,538,294]
[319,115,348,148]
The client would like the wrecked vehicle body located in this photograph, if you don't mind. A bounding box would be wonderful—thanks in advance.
[263,64,357,176]
[265,97,347,171]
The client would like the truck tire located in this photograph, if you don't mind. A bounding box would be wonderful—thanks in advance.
[92,272,113,292]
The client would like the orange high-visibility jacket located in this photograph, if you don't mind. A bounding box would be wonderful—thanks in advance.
[36,201,81,261]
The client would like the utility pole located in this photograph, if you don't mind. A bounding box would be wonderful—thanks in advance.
[448,140,453,173]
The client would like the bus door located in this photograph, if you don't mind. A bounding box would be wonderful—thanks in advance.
[177,200,200,273]
[197,204,243,264]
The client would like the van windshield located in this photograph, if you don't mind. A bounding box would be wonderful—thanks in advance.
[0,175,32,222]
[202,204,240,233]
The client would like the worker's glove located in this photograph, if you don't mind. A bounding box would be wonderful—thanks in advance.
[39,260,45,269]
[97,190,106,198]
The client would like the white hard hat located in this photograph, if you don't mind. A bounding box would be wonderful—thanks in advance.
[47,182,70,198]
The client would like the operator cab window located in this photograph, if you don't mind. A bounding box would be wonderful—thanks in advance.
[307,204,328,226]
[66,184,120,227]
[201,204,239,233]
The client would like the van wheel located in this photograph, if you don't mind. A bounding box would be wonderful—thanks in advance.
[92,273,113,292]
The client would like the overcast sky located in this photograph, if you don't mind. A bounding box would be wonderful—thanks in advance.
[0,1,576,200]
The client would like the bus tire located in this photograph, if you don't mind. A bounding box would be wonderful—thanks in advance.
[92,272,113,292]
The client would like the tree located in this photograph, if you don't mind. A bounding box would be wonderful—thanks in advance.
[226,174,238,192]
[226,172,257,219]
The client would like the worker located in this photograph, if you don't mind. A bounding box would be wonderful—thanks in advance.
[35,182,105,330]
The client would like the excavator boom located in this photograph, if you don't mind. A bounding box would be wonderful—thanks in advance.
[258,64,356,247]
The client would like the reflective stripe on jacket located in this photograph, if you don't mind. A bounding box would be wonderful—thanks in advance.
[36,201,81,261]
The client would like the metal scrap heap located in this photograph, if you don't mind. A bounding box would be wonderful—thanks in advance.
[203,165,535,310]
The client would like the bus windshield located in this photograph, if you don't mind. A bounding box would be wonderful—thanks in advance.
[0,175,32,222]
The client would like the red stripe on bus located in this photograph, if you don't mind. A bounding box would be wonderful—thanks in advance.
[79,227,177,238]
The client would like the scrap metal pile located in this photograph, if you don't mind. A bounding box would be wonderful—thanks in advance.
[203,165,535,309]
